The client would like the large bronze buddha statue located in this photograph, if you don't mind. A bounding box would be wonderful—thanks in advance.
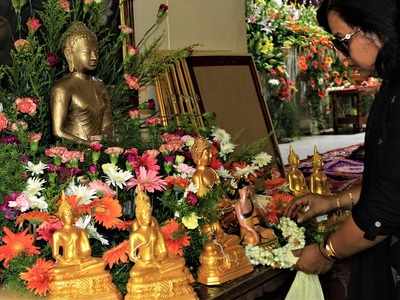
[50,22,112,144]
[49,193,121,300]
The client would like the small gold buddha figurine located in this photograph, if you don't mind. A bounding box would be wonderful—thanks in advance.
[310,146,331,195]
[51,22,113,144]
[234,186,276,246]
[287,146,309,196]
[197,220,254,285]
[125,190,198,300]
[191,137,220,197]
[49,193,121,300]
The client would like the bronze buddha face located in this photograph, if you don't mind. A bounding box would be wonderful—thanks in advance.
[70,38,98,73]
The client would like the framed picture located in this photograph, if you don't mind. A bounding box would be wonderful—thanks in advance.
[185,55,284,175]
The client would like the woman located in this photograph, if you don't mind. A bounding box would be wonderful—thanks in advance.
[285,0,400,299]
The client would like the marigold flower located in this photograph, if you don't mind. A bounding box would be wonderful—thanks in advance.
[20,259,54,296]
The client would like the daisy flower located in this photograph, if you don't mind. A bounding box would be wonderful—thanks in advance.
[24,161,47,176]
[252,152,272,168]
[102,163,133,189]
[20,258,54,296]
[25,177,46,197]
[127,166,166,193]
[66,181,97,205]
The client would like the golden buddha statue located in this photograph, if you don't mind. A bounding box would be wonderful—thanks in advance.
[125,190,198,300]
[197,220,254,285]
[234,186,276,246]
[50,22,113,144]
[310,146,331,195]
[49,193,121,300]
[287,146,309,196]
[191,137,220,198]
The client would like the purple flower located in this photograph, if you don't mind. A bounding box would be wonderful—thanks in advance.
[20,154,29,164]
[0,135,18,144]
[47,52,59,68]
[186,192,198,206]
[0,192,19,220]
[47,163,59,173]
[147,99,156,110]
[88,164,98,174]
[164,155,175,165]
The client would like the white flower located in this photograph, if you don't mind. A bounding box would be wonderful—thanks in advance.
[94,0,102,3]
[25,161,47,176]
[252,152,272,168]
[25,177,46,196]
[268,79,280,86]
[28,195,48,211]
[271,0,282,7]
[66,181,97,205]
[102,163,133,189]
[219,142,236,158]
[212,127,231,144]
[174,163,196,179]
[0,103,3,112]
[76,216,109,246]
[181,135,195,148]
[217,168,233,179]
[184,182,198,198]
[234,165,258,178]
[182,212,199,230]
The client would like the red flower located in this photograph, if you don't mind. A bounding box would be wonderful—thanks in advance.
[161,219,190,256]
[298,56,308,72]
[0,113,8,132]
[265,177,287,190]
[124,74,140,90]
[26,17,41,32]
[47,52,59,67]
[186,192,198,206]
[90,142,103,152]
[20,259,54,296]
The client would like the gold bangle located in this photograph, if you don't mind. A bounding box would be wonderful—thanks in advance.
[328,239,338,258]
[336,197,341,209]
[348,192,354,208]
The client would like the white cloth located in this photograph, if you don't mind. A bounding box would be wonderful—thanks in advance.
[285,271,325,300]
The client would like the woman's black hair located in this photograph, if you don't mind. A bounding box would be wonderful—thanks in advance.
[317,0,400,80]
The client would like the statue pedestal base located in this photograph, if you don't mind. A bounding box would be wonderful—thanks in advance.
[125,269,198,300]
[197,242,254,285]
[49,271,121,300]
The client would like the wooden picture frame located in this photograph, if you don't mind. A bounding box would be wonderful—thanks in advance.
[185,55,284,175]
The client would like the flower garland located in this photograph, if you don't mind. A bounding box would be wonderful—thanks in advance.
[245,217,305,269]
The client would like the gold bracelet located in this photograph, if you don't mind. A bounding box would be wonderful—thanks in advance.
[336,197,341,209]
[348,192,354,209]
[328,240,338,258]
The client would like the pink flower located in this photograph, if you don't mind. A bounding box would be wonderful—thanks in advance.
[26,17,41,32]
[8,193,30,212]
[175,163,196,177]
[47,52,59,68]
[9,120,28,132]
[119,25,133,34]
[88,164,97,174]
[14,39,30,51]
[128,109,140,119]
[45,146,67,158]
[90,142,103,152]
[157,4,169,18]
[15,97,37,116]
[89,180,116,197]
[124,74,140,90]
[37,218,63,242]
[127,45,138,56]
[146,117,161,126]
[127,166,166,193]
[124,148,139,158]
[186,192,198,206]
[59,0,70,12]
[0,113,9,131]
[145,149,159,159]
[159,133,183,152]
[105,147,124,156]
[61,150,84,163]
[29,132,42,143]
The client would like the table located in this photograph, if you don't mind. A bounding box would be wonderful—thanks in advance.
[327,85,379,134]
[195,267,294,300]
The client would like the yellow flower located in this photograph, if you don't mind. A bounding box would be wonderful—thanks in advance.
[283,40,293,49]
[255,0,266,5]
[182,213,199,230]
[259,37,274,55]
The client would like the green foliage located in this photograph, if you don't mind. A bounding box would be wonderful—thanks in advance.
[230,138,269,162]
[110,262,133,295]
[184,228,206,274]
[1,255,37,294]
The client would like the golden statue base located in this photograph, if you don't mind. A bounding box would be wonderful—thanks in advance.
[125,267,198,300]
[48,271,122,300]
[197,241,254,285]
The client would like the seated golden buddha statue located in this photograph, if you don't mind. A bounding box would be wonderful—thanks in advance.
[49,193,121,300]
[287,146,309,196]
[50,22,112,144]
[310,146,331,196]
[126,190,198,300]
[191,137,220,198]
[234,185,276,246]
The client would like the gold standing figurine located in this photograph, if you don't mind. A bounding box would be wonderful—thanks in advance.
[310,146,331,195]
[190,137,253,285]
[49,193,121,300]
[287,146,309,196]
[51,22,113,144]
[235,186,276,246]
[125,190,198,300]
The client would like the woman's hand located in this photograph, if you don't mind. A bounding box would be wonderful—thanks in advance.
[295,244,333,274]
[285,194,335,223]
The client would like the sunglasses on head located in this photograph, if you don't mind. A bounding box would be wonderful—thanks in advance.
[332,29,361,57]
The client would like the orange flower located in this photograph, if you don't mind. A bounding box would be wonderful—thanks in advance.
[161,219,191,256]
[16,211,51,226]
[124,74,140,90]
[265,177,287,190]
[298,56,308,72]
[59,0,70,12]
[103,240,129,268]
[93,197,123,229]
[20,259,54,296]
[165,176,189,189]
[0,227,40,267]
[113,220,133,231]
[0,112,8,131]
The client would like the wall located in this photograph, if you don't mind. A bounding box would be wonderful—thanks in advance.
[134,0,247,53]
